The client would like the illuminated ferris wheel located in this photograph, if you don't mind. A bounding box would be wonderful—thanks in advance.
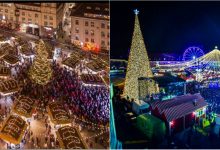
[183,47,204,61]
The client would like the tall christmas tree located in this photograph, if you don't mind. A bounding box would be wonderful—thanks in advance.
[29,40,52,85]
[123,10,155,100]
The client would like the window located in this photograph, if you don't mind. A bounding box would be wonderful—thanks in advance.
[44,21,48,26]
[35,14,38,18]
[95,7,100,10]
[107,24,110,29]
[22,17,25,22]
[101,40,105,46]
[10,16,13,21]
[75,36,79,40]
[107,33,109,38]
[91,30,94,36]
[44,15,47,19]
[105,8,109,11]
[101,23,105,29]
[91,38,94,43]
[0,9,3,12]
[45,3,51,7]
[85,38,89,42]
[28,13,31,17]
[91,22,94,27]
[49,16,53,20]
[28,18,32,22]
[86,6,91,9]
[5,9,8,13]
[85,21,88,26]
[85,30,88,35]
[75,28,79,33]
[101,31,105,37]
[22,12,25,16]
[50,22,53,26]
[75,20,79,25]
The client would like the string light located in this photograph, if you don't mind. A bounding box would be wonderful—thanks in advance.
[29,40,53,85]
[73,116,107,129]
[12,95,35,118]
[159,46,220,82]
[123,11,156,100]
[0,79,19,95]
[84,130,108,140]
[48,102,71,124]
[0,115,27,145]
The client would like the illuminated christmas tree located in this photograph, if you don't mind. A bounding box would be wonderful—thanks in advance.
[29,40,52,85]
[123,9,157,100]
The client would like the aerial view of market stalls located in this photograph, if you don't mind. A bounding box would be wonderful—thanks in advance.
[0,33,109,149]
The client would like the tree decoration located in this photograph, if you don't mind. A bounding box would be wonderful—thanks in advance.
[123,10,156,100]
[29,40,52,85]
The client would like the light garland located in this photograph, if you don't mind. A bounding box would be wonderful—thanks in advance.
[48,102,71,124]
[29,40,52,85]
[0,79,19,95]
[158,47,220,82]
[73,116,107,129]
[123,11,155,100]
[84,130,108,140]
[12,96,35,118]
[56,126,87,149]
[0,115,27,145]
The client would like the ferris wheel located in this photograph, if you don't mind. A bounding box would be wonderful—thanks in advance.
[183,47,204,61]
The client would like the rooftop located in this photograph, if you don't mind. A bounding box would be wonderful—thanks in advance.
[150,93,208,122]
[70,3,109,20]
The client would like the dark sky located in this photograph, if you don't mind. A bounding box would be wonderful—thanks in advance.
[110,1,220,60]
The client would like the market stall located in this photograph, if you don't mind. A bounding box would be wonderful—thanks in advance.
[0,67,10,78]
[0,79,19,96]
[19,43,34,58]
[56,126,87,149]
[3,55,19,66]
[80,74,104,86]
[86,60,106,73]
[47,102,72,125]
[62,57,80,71]
[12,95,35,118]
[0,115,28,144]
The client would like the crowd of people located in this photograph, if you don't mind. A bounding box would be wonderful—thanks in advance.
[13,59,109,125]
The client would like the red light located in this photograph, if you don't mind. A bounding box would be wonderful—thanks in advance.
[192,112,196,116]
[170,121,174,126]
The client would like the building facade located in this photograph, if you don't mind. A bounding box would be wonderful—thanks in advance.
[0,3,64,37]
[0,3,16,29]
[70,3,110,51]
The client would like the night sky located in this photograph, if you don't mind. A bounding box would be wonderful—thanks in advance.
[110,1,220,60]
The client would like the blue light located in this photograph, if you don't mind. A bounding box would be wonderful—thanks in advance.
[134,9,139,15]
[193,56,196,60]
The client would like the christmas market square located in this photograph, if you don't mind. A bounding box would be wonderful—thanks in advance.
[110,1,220,149]
[0,2,109,149]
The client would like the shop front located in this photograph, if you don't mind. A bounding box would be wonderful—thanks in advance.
[20,23,39,36]
[41,26,55,39]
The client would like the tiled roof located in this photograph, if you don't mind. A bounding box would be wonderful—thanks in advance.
[151,93,207,122]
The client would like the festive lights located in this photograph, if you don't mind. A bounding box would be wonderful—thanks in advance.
[56,126,88,149]
[123,10,155,100]
[0,79,19,95]
[12,96,35,118]
[0,115,27,145]
[29,40,53,85]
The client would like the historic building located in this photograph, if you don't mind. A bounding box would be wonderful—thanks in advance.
[0,3,65,37]
[70,3,110,51]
